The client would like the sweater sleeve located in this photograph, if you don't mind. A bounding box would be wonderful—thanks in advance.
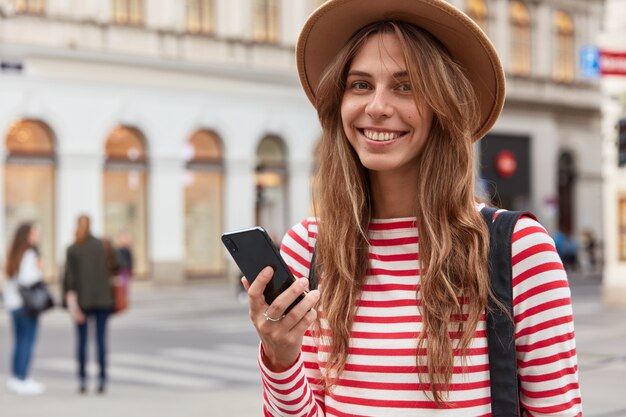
[65,247,78,293]
[17,249,42,286]
[511,216,582,416]
[259,218,325,416]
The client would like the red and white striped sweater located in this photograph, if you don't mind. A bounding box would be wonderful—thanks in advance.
[259,213,582,416]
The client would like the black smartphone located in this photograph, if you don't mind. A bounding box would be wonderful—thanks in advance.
[221,226,304,313]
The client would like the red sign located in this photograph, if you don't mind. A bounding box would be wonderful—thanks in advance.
[495,150,517,178]
[601,50,626,76]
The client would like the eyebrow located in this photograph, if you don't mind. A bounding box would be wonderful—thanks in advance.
[347,70,409,78]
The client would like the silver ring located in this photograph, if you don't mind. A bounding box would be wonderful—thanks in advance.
[263,309,285,322]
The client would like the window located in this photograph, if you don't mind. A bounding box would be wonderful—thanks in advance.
[184,130,224,277]
[509,1,531,76]
[187,0,215,34]
[4,119,56,280]
[553,10,575,82]
[252,0,280,43]
[112,0,143,25]
[466,0,488,33]
[255,135,288,240]
[15,0,45,14]
[103,126,149,278]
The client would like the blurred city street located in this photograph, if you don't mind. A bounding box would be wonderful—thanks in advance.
[0,279,263,417]
[0,272,624,417]
[1,0,626,415]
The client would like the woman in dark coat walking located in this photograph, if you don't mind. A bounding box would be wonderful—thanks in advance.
[64,215,117,394]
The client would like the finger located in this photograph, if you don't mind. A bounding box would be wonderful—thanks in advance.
[290,304,318,335]
[265,277,309,320]
[247,266,273,296]
[241,276,250,291]
[247,266,274,308]
[283,289,320,329]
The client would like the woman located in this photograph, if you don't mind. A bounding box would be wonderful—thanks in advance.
[4,222,46,395]
[243,1,581,416]
[65,215,116,394]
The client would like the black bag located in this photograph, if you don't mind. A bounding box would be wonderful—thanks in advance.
[19,281,55,316]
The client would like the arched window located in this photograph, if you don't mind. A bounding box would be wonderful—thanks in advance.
[15,0,45,14]
[103,126,149,278]
[255,135,288,241]
[4,119,56,280]
[466,0,488,33]
[553,10,575,82]
[252,0,280,43]
[112,0,143,25]
[187,0,215,34]
[509,1,531,76]
[184,130,224,277]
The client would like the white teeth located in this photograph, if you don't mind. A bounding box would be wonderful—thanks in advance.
[363,129,402,141]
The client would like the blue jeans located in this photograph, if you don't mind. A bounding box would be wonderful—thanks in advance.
[76,308,112,385]
[11,307,40,380]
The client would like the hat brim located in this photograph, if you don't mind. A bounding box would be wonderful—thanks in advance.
[296,0,505,141]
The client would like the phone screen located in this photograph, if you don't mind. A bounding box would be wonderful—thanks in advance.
[221,227,304,312]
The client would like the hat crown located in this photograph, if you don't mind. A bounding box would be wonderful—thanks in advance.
[297,0,506,141]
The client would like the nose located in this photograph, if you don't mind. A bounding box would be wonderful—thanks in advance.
[365,89,393,119]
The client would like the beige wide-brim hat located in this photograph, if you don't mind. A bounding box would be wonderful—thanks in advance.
[296,0,505,141]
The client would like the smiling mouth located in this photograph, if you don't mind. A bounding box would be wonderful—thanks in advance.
[360,128,408,142]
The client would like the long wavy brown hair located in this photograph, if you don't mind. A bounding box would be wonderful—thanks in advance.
[312,21,494,404]
[6,222,38,278]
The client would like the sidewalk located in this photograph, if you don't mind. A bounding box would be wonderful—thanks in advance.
[568,277,626,417]
[1,275,625,417]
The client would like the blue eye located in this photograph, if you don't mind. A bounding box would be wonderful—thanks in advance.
[397,83,411,92]
[352,81,370,90]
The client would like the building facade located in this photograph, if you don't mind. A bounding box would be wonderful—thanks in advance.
[0,0,604,284]
[599,0,626,306]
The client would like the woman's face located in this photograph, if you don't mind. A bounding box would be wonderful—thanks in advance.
[341,32,433,177]
[28,224,40,245]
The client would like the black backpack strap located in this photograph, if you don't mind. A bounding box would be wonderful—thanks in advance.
[309,247,318,291]
[481,207,528,417]
[308,219,319,291]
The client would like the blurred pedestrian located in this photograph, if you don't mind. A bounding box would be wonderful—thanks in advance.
[554,228,579,272]
[64,215,117,394]
[3,222,46,395]
[116,231,133,286]
[582,229,598,271]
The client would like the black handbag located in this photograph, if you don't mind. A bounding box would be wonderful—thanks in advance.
[19,281,55,316]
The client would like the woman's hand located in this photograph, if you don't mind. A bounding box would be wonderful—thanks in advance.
[243,266,320,372]
[65,291,86,324]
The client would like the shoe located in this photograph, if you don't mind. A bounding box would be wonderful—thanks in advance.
[9,378,45,395]
[79,381,86,394]
[97,377,106,394]
[24,379,45,392]
[6,377,19,392]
